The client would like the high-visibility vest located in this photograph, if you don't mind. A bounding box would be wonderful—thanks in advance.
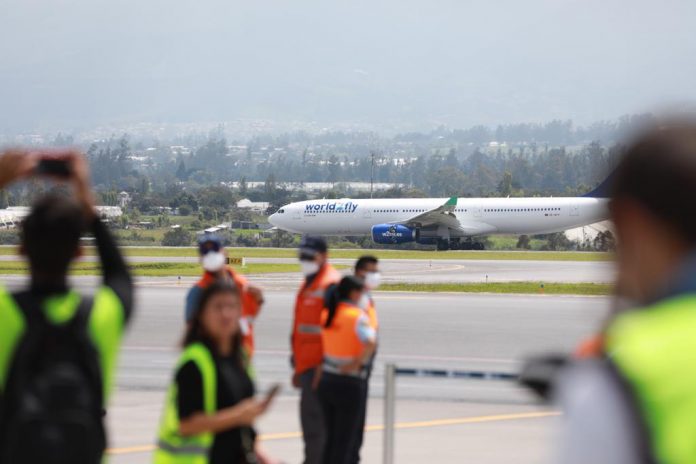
[196,267,261,357]
[606,293,696,464]
[292,264,341,375]
[154,343,217,464]
[320,302,366,375]
[0,286,125,403]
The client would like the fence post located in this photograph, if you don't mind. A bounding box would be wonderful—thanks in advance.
[383,363,396,464]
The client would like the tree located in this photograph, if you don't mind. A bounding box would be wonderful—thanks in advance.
[264,173,277,204]
[176,160,188,181]
[543,232,574,251]
[497,171,513,196]
[516,235,531,249]
[162,228,193,246]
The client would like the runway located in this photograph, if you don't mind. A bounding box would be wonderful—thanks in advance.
[0,260,613,463]
[106,286,609,463]
[0,254,616,288]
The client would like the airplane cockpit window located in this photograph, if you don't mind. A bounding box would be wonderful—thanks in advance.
[278,209,285,214]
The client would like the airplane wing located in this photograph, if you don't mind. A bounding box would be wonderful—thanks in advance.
[393,197,496,236]
[394,197,458,227]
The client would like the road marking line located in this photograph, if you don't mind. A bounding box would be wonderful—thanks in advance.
[106,410,559,455]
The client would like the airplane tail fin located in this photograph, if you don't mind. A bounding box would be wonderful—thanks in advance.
[583,171,615,198]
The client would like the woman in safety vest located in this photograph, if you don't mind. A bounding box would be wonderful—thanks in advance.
[318,276,377,464]
[154,282,278,464]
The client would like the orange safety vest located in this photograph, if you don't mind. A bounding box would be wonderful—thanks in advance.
[320,302,367,375]
[292,264,341,375]
[197,267,261,357]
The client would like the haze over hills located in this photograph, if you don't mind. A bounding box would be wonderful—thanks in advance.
[1,0,695,134]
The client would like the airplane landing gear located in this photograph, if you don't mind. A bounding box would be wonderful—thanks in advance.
[436,238,485,251]
[436,239,450,251]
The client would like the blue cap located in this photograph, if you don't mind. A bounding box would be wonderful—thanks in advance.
[198,234,223,255]
[299,235,328,258]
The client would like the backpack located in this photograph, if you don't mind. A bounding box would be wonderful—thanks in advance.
[0,292,105,464]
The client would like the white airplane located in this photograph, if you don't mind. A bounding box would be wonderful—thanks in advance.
[268,179,611,250]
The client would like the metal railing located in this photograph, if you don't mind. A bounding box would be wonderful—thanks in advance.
[382,363,520,464]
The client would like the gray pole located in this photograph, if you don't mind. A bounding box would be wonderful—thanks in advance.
[371,152,375,199]
[383,363,396,464]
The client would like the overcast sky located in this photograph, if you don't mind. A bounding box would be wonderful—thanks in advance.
[2,0,695,132]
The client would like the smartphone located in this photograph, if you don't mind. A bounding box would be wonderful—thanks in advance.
[36,158,71,178]
[262,384,282,407]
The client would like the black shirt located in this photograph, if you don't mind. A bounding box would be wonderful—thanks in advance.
[176,348,256,464]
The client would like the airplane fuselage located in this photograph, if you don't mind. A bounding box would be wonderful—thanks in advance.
[269,196,609,238]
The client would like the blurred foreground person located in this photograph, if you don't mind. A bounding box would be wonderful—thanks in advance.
[291,236,341,464]
[0,149,134,464]
[319,276,376,464]
[556,124,696,464]
[155,282,279,464]
[186,235,264,359]
[351,256,381,463]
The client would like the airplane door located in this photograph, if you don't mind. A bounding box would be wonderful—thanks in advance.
[292,209,301,221]
[363,208,371,219]
[570,203,579,216]
[473,206,482,218]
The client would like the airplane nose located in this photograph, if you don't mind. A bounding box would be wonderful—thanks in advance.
[268,213,278,226]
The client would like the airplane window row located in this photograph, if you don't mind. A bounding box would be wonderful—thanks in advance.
[484,207,561,212]
[376,209,426,213]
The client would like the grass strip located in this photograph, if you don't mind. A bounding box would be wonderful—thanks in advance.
[379,282,612,296]
[0,246,613,262]
[0,261,316,277]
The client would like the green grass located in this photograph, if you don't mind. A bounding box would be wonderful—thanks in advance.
[380,282,612,296]
[0,245,612,261]
[0,261,322,277]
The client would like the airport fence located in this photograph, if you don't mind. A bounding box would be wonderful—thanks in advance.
[382,363,520,464]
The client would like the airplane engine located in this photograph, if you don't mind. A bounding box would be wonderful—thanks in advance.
[371,224,417,244]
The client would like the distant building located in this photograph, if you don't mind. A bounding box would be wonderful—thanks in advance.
[118,191,131,208]
[95,206,123,220]
[236,198,270,212]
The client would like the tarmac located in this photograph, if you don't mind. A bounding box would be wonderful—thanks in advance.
[1,260,613,463]
[108,286,609,463]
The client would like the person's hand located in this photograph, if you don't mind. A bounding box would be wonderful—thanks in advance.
[291,372,301,388]
[64,150,96,219]
[232,398,267,426]
[0,149,37,188]
[311,366,322,391]
[248,285,265,305]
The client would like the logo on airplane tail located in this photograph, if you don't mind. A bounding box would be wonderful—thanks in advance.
[305,201,359,213]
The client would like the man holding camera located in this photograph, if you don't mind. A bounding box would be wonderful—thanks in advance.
[0,149,134,464]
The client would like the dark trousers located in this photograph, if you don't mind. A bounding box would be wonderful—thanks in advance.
[318,373,364,464]
[351,378,369,463]
[300,368,325,464]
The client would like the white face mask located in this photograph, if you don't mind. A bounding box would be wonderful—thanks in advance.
[202,251,226,272]
[364,272,381,290]
[300,260,320,276]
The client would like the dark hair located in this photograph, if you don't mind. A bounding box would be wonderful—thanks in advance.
[355,255,379,273]
[22,194,86,277]
[324,275,364,328]
[182,281,244,362]
[611,123,696,244]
